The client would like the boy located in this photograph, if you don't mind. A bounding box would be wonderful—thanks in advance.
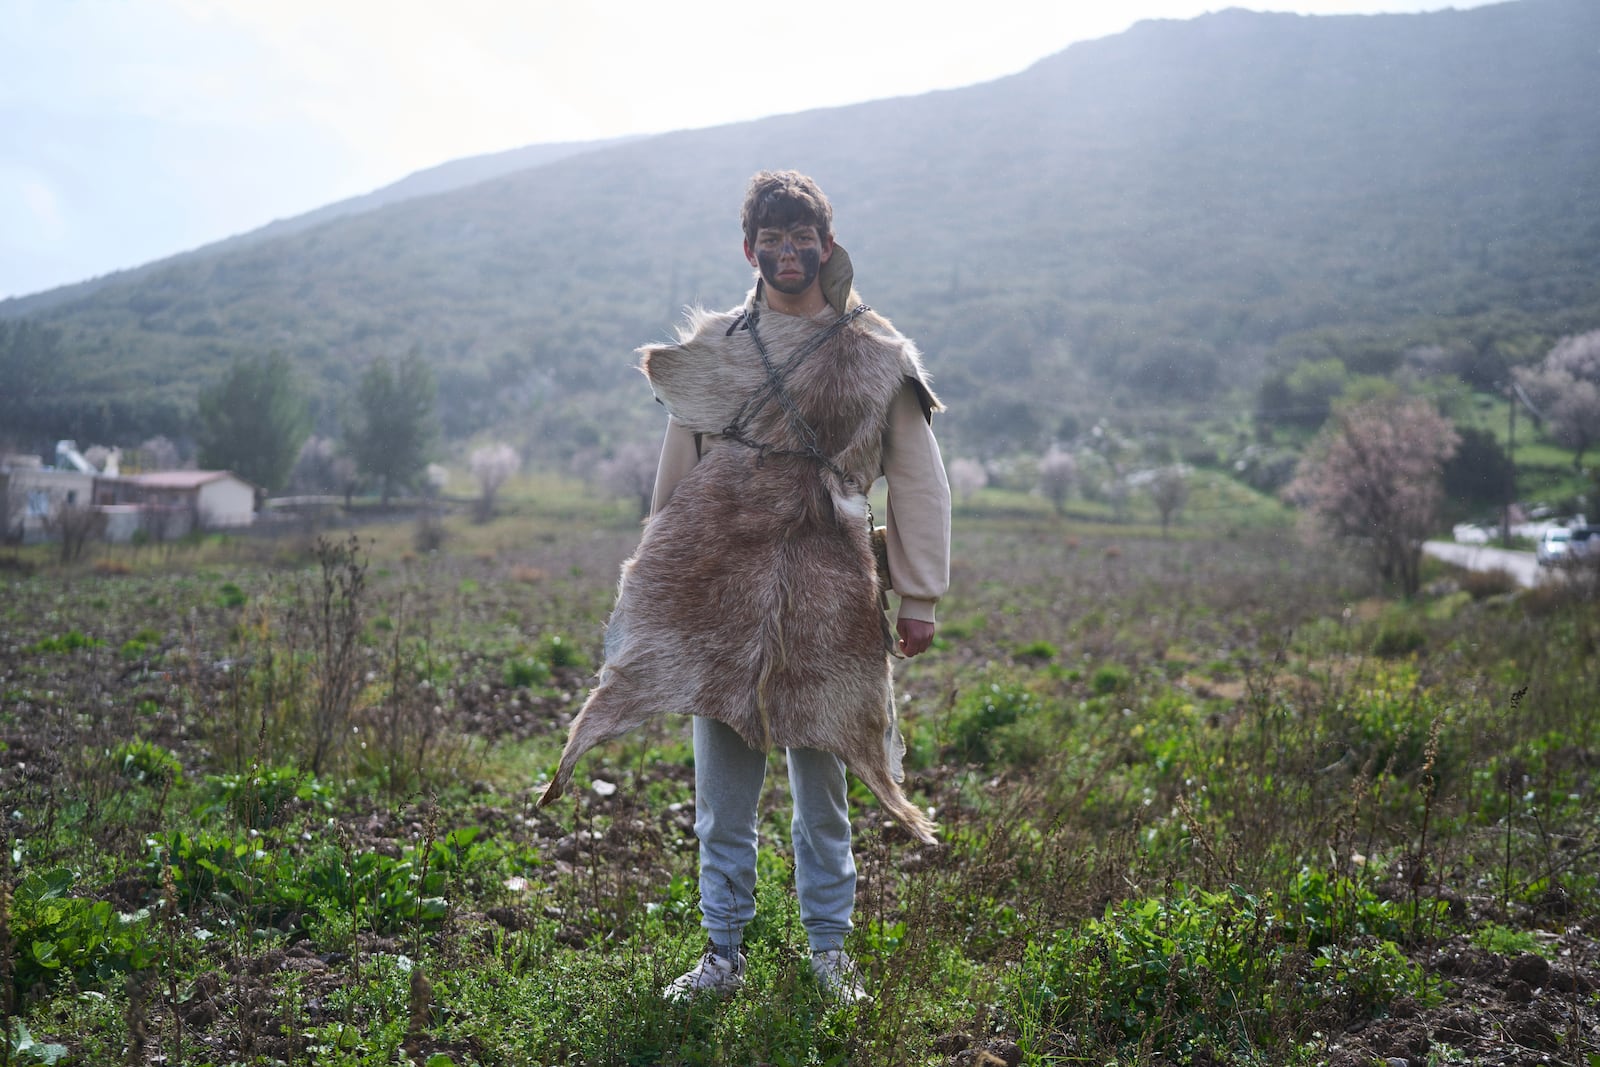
[542,170,950,1002]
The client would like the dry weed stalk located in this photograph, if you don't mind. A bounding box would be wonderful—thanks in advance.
[307,535,368,776]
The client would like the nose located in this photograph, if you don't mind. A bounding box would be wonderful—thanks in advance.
[779,239,797,257]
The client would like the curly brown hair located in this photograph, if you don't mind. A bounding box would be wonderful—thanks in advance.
[740,170,834,247]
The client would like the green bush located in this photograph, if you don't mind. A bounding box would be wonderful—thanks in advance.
[147,828,454,932]
[111,740,182,786]
[201,765,334,828]
[7,867,157,997]
[538,632,591,670]
[1012,876,1436,1062]
[1371,617,1425,657]
[118,627,162,660]
[1014,639,1059,663]
[504,655,552,689]
[1091,663,1132,694]
[25,631,104,654]
[947,678,1043,764]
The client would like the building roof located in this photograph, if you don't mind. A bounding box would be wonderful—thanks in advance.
[123,470,256,491]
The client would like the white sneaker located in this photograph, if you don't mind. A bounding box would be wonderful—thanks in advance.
[663,946,746,1002]
[809,949,871,1004]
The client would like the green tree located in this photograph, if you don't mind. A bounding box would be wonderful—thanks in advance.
[347,351,437,507]
[195,352,311,493]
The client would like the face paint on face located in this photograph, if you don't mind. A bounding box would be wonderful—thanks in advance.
[750,225,828,297]
[757,244,822,295]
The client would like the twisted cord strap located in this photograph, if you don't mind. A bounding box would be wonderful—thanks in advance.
[720,304,871,482]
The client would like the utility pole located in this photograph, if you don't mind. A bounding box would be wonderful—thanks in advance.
[1502,382,1516,547]
[1499,379,1545,548]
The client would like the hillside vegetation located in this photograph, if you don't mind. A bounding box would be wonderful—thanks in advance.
[2,0,1598,468]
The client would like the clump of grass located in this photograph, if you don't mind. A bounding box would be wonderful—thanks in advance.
[1011,875,1439,1063]
[1013,639,1058,663]
[1371,615,1425,657]
[1471,922,1543,957]
[112,740,183,786]
[944,676,1044,765]
[1458,567,1518,599]
[504,656,551,689]
[25,630,104,654]
[1090,663,1131,694]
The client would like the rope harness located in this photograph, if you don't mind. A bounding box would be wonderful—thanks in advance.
[718,304,871,482]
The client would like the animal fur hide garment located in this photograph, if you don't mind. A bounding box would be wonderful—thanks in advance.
[538,287,940,844]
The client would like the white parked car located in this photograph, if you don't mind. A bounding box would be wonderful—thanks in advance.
[1536,527,1571,567]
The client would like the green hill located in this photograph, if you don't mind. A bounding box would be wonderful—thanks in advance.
[3,0,1596,464]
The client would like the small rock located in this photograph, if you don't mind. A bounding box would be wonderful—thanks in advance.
[1506,952,1550,988]
[1548,967,1593,993]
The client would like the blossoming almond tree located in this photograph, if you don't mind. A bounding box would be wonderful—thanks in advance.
[1287,395,1459,597]
[1514,329,1600,471]
[469,442,520,521]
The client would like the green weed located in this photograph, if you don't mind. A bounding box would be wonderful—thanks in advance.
[25,630,104,654]
[111,740,183,786]
[7,867,157,998]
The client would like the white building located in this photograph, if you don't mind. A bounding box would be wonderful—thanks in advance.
[102,471,258,537]
[1,454,97,544]
[2,451,258,545]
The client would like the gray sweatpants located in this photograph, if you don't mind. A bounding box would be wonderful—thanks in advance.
[692,716,856,954]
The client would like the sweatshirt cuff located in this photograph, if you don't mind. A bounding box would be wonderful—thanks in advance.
[897,597,938,625]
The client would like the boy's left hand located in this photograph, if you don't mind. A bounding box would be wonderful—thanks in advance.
[896,618,935,657]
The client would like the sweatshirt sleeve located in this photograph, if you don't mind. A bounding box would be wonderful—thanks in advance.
[881,381,951,624]
[651,417,700,515]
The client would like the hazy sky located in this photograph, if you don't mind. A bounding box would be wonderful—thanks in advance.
[1,0,1500,300]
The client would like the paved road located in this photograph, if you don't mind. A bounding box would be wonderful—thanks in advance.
[1423,540,1548,588]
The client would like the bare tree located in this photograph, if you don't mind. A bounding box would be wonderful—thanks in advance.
[1148,465,1191,536]
[599,440,660,519]
[0,474,23,545]
[1286,395,1459,597]
[947,457,987,503]
[469,442,520,522]
[1037,446,1077,515]
[1514,329,1600,470]
[45,503,105,564]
